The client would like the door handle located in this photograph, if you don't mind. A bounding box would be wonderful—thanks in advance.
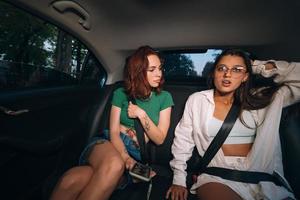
[0,106,29,116]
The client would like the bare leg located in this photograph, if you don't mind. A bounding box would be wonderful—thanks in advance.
[77,141,124,200]
[50,166,93,200]
[196,182,242,200]
[50,141,124,200]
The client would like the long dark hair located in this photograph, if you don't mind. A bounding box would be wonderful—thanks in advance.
[208,49,281,111]
[124,45,164,99]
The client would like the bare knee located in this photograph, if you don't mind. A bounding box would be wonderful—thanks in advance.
[89,143,125,178]
[57,166,93,191]
[98,155,124,177]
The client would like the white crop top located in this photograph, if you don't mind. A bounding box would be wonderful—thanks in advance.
[208,110,256,144]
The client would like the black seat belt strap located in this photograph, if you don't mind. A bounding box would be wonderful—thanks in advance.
[197,100,240,172]
[128,97,151,164]
[204,167,292,192]
[197,99,292,192]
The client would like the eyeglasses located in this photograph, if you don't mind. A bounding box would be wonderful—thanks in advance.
[215,64,247,78]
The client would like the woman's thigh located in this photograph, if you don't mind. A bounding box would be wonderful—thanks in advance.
[196,182,242,200]
[88,141,124,169]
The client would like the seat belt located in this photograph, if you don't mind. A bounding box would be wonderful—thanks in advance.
[128,97,156,200]
[129,97,173,178]
[196,99,240,173]
[128,97,154,164]
[196,99,292,192]
[204,167,291,191]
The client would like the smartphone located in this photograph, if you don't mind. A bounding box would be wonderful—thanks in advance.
[129,162,151,182]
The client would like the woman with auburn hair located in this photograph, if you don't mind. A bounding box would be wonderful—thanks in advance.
[50,45,174,200]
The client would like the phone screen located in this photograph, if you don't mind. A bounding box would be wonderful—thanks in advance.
[129,162,151,181]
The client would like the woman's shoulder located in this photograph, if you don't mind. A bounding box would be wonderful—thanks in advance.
[113,87,128,100]
[156,90,174,103]
[113,87,126,95]
[159,90,172,97]
[188,89,213,101]
[156,90,174,109]
[114,87,125,93]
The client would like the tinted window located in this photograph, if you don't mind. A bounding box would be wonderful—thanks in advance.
[0,1,106,91]
[161,49,222,81]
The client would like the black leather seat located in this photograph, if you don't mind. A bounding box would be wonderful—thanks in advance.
[280,103,300,198]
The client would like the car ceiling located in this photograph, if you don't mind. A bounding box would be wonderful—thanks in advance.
[7,0,300,83]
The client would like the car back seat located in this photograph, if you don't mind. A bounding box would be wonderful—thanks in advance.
[92,82,300,199]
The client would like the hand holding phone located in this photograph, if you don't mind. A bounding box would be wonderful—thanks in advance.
[129,162,152,182]
[125,156,136,170]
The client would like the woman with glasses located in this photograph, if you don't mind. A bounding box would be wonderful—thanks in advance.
[166,49,299,200]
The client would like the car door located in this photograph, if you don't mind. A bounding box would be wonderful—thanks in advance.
[0,2,107,199]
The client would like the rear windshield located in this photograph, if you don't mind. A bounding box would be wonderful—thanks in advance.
[161,49,222,82]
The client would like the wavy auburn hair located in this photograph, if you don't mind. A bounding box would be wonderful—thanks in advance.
[124,46,164,99]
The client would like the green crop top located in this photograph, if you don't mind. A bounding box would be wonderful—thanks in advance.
[111,87,174,129]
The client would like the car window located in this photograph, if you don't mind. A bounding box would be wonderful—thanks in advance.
[161,49,222,81]
[0,1,106,91]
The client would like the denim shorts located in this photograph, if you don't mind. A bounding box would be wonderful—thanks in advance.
[78,130,142,189]
[79,129,141,166]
